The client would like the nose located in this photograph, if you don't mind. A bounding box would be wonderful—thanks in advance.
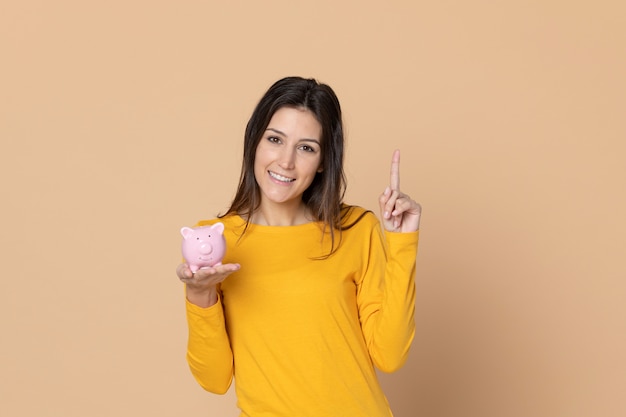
[199,242,213,255]
[278,147,296,170]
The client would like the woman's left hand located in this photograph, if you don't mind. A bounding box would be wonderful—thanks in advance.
[379,149,422,233]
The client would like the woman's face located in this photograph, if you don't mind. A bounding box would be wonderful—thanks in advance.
[254,106,323,210]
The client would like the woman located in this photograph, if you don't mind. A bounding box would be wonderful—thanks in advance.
[176,76,421,416]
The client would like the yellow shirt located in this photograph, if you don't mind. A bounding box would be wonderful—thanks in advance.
[185,206,419,417]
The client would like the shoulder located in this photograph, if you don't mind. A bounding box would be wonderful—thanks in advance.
[340,204,379,230]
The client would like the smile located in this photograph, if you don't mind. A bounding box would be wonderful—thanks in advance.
[269,171,295,183]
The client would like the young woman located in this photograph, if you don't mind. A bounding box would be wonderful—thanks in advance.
[176,76,421,416]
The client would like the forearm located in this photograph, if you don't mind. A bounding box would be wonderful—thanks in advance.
[368,231,419,372]
[186,298,234,394]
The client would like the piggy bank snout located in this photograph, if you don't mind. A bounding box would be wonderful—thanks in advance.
[198,242,213,255]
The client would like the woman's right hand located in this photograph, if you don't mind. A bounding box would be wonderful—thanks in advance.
[177,262,241,308]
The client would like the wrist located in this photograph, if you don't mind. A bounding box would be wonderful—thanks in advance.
[185,285,218,308]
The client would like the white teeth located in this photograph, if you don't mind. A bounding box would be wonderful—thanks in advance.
[269,171,295,182]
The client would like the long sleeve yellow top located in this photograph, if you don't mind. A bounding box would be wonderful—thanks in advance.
[185,206,419,417]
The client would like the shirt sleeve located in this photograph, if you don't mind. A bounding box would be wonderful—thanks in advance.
[185,293,234,394]
[356,220,419,373]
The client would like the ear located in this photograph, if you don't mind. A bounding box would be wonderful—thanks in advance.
[212,222,225,234]
[181,227,194,239]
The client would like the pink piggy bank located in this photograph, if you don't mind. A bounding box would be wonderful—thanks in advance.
[181,223,226,273]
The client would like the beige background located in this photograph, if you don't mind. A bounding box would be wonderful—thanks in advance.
[2,1,625,416]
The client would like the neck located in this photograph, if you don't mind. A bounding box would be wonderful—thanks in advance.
[250,201,311,226]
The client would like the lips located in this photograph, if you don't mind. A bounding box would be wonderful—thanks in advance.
[268,171,295,183]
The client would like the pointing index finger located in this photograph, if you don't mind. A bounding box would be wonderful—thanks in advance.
[390,149,400,191]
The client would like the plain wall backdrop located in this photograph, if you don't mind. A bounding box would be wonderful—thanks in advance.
[1,1,625,416]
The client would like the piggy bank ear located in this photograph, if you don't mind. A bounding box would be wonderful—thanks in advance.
[212,222,225,234]
[181,227,194,239]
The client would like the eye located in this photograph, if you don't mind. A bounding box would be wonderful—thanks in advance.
[299,144,316,153]
[267,136,281,144]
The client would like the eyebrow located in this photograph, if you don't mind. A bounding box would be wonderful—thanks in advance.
[265,128,321,145]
